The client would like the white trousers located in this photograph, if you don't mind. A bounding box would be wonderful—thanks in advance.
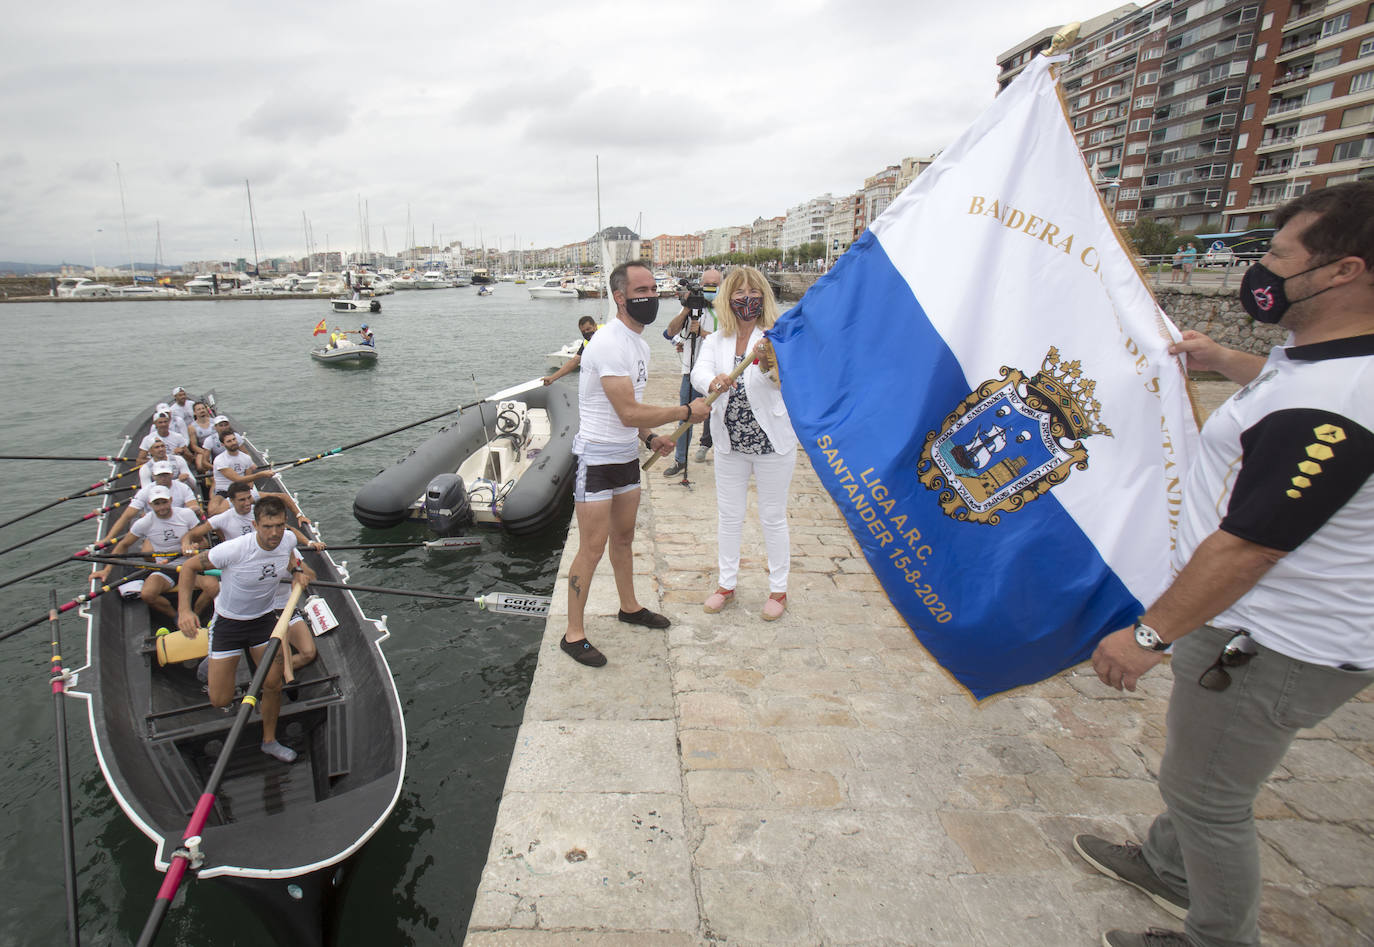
[714,448,796,593]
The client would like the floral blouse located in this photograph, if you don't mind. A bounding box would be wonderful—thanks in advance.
[724,354,775,455]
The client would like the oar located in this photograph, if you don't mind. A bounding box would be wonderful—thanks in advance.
[0,454,137,462]
[0,534,127,592]
[47,591,80,947]
[643,340,768,470]
[0,499,133,559]
[303,578,551,617]
[321,537,482,552]
[0,464,145,531]
[135,585,304,947]
[0,568,155,644]
[256,382,544,476]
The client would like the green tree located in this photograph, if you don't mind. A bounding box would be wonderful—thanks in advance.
[1126,218,1175,257]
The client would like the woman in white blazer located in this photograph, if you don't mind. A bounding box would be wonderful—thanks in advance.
[690,266,799,620]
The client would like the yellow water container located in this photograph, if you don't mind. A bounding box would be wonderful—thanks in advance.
[155,627,209,666]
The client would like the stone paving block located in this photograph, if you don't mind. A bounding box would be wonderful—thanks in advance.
[951,873,1096,946]
[504,720,680,795]
[1024,773,1165,815]
[466,934,699,947]
[521,625,674,722]
[944,774,1037,810]
[1320,700,1374,741]
[756,694,857,729]
[775,730,855,770]
[939,810,1063,874]
[806,871,978,945]
[685,770,774,808]
[468,791,695,934]
[771,768,844,807]
[842,767,960,811]
[679,729,786,770]
[1259,884,1373,947]
[1258,820,1374,887]
[1315,885,1374,943]
[697,868,814,943]
[1275,736,1369,780]
[692,808,813,871]
[677,691,753,730]
[1267,775,1374,822]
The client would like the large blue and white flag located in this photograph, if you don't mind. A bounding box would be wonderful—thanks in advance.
[769,55,1197,699]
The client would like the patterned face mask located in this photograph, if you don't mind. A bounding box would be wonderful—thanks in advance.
[731,296,763,321]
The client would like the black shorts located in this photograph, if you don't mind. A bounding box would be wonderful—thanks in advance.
[574,456,641,502]
[208,610,279,658]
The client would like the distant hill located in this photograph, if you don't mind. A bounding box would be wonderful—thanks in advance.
[0,261,181,276]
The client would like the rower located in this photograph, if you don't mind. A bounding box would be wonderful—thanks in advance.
[358,323,374,347]
[208,431,273,516]
[109,460,203,538]
[153,401,189,440]
[93,486,218,621]
[176,495,316,763]
[198,414,244,464]
[137,410,192,465]
[188,402,217,473]
[138,440,195,488]
[186,482,323,673]
[168,386,197,431]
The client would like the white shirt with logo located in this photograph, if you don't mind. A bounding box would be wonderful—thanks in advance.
[213,450,255,492]
[139,455,194,487]
[209,507,256,540]
[141,430,189,454]
[209,531,299,620]
[130,480,198,513]
[130,507,201,554]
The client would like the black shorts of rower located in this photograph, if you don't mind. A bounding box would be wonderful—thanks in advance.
[573,457,641,503]
[208,610,280,659]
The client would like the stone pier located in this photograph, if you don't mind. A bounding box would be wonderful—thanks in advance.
[465,342,1373,946]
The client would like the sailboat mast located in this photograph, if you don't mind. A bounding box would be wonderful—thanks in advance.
[116,162,135,281]
[245,180,260,277]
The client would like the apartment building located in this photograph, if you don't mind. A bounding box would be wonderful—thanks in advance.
[780,195,835,249]
[1000,0,1373,234]
[649,234,703,266]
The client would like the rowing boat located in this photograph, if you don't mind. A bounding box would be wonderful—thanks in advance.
[67,395,405,945]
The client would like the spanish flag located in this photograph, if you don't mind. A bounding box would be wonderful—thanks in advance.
[312,318,327,336]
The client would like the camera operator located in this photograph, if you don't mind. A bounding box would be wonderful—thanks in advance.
[661,267,721,475]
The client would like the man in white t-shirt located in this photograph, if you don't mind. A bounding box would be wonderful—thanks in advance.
[188,480,322,551]
[138,440,195,488]
[209,431,273,515]
[108,461,203,539]
[199,415,244,463]
[560,261,709,667]
[93,486,218,620]
[177,495,316,763]
[151,402,189,439]
[168,386,197,431]
[137,411,191,465]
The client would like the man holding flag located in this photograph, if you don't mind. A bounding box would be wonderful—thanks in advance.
[1077,182,1374,947]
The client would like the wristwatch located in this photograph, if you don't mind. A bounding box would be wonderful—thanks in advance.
[1133,621,1170,652]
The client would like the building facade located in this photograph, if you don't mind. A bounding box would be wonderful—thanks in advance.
[780,195,835,249]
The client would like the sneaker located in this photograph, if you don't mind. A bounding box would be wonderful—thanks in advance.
[261,740,298,763]
[663,461,686,477]
[1102,928,1193,947]
[694,446,709,463]
[560,634,607,667]
[617,607,671,629]
[1074,835,1189,920]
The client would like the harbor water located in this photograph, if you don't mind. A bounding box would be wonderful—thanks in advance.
[0,287,606,945]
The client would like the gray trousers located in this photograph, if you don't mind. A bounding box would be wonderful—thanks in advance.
[1143,625,1373,947]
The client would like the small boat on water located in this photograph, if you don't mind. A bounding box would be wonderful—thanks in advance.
[69,396,405,946]
[528,277,578,300]
[56,276,114,298]
[353,381,577,536]
[476,286,493,297]
[544,340,582,372]
[331,298,382,313]
[311,339,378,365]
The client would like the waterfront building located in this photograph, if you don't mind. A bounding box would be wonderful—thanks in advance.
[863,165,902,224]
[589,226,640,268]
[824,193,864,256]
[895,156,938,194]
[750,216,785,250]
[998,0,1373,235]
[699,226,745,257]
[649,233,703,266]
[780,195,834,249]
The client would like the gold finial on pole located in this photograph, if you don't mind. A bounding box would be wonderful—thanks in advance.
[1048,22,1081,55]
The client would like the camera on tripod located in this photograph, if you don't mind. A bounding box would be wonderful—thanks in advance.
[678,277,708,312]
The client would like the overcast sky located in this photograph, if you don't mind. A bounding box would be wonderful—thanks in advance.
[0,0,1100,267]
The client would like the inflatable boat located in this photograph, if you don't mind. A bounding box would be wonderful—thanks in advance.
[353,381,577,536]
[310,340,378,365]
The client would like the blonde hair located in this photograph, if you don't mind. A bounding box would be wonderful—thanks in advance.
[715,266,781,337]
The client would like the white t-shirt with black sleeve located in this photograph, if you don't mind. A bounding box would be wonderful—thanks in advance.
[1173,335,1374,668]
[208,531,299,620]
[574,317,650,462]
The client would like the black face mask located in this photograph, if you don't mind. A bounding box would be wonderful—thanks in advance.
[581,329,595,340]
[624,295,659,325]
[1239,260,1333,324]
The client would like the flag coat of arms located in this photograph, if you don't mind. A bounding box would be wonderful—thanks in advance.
[769,54,1198,699]
[313,318,328,336]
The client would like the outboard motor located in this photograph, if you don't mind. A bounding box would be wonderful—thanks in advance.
[369,299,381,313]
[425,473,473,535]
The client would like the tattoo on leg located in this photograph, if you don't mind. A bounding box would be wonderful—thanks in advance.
[569,574,583,599]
